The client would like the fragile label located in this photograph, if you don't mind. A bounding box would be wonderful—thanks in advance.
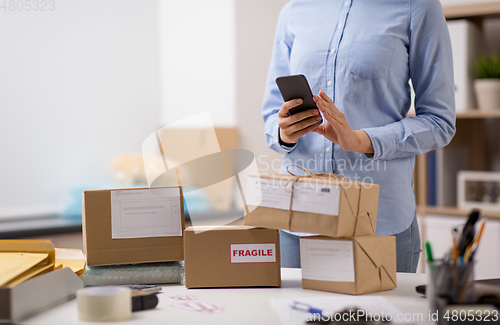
[300,238,355,282]
[230,243,276,263]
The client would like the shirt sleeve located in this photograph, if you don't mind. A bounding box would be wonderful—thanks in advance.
[361,0,456,161]
[262,3,298,154]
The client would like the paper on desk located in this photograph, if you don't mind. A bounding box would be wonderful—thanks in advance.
[55,248,86,276]
[110,188,182,239]
[0,253,48,286]
[271,296,411,325]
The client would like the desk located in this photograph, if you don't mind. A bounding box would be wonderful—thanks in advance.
[22,269,431,325]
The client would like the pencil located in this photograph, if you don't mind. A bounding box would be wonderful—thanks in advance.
[475,219,487,245]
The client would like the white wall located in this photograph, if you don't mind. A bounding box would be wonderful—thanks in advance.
[157,0,236,128]
[0,0,159,218]
[235,0,288,173]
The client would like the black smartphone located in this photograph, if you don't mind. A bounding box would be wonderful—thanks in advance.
[275,74,322,124]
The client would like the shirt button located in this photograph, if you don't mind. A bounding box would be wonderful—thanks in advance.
[326,147,331,152]
[330,49,336,54]
[337,24,342,29]
[344,2,349,6]
[327,81,332,86]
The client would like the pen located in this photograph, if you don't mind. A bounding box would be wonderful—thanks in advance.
[291,301,326,316]
[457,209,480,257]
[452,228,458,264]
[425,241,434,262]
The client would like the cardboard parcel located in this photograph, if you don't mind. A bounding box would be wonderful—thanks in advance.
[245,173,379,237]
[184,226,281,288]
[300,235,397,295]
[83,186,185,266]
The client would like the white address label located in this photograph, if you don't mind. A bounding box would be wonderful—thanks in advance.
[246,176,341,216]
[230,243,276,263]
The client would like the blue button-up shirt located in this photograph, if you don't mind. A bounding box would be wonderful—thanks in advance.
[262,0,456,235]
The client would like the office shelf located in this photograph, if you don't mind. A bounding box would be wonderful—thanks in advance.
[408,110,500,119]
[417,206,500,220]
[443,2,500,20]
[457,110,500,119]
[415,6,500,220]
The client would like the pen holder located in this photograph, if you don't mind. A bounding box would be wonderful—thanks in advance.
[427,260,476,325]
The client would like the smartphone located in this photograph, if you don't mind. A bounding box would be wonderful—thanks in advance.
[275,74,322,124]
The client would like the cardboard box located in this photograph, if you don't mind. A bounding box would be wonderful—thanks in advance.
[300,236,396,295]
[245,174,379,237]
[184,226,281,288]
[0,268,84,323]
[83,186,185,266]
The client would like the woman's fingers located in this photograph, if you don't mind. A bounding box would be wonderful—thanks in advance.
[278,98,322,143]
[319,90,333,103]
[290,123,319,139]
[278,98,302,118]
[288,108,320,125]
[313,91,348,130]
[288,116,321,133]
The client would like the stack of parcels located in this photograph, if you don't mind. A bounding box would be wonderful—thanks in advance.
[245,172,397,295]
[0,240,84,323]
[82,186,185,285]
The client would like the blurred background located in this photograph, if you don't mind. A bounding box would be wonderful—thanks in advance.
[1,0,500,276]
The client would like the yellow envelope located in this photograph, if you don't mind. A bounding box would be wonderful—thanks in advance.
[0,253,49,286]
[55,248,86,276]
[0,240,55,287]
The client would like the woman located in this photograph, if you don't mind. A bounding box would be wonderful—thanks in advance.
[262,0,456,272]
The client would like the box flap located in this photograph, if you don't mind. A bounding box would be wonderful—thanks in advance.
[353,185,379,236]
[353,236,396,293]
[337,183,360,236]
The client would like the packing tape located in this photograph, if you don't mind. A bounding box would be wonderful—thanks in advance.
[77,287,132,322]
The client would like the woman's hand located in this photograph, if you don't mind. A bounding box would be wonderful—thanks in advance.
[313,90,374,153]
[278,99,322,145]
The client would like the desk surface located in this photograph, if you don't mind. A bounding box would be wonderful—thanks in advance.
[22,269,431,325]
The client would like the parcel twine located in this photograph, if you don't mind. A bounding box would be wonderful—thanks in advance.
[284,165,345,229]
